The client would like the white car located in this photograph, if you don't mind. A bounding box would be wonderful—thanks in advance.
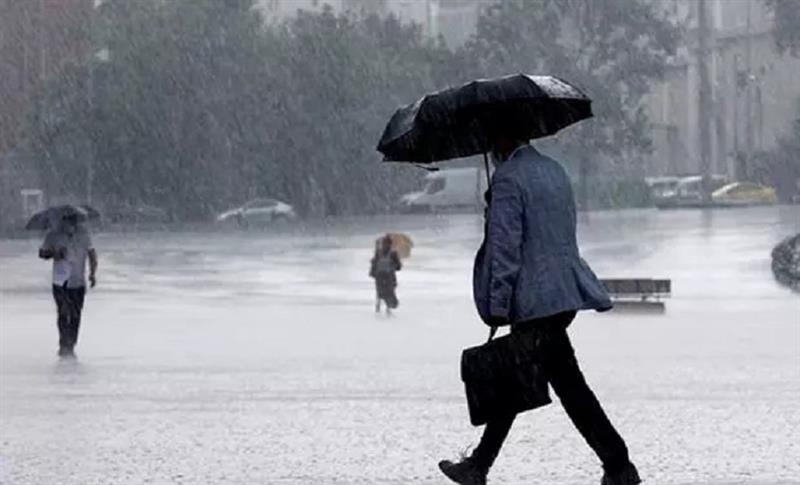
[216,198,297,226]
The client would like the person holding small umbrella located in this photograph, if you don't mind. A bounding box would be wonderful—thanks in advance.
[377,74,640,485]
[370,234,403,315]
[32,205,99,358]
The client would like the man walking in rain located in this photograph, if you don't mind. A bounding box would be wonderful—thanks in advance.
[439,128,640,485]
[39,212,97,358]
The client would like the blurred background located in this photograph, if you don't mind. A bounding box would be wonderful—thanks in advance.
[0,0,799,227]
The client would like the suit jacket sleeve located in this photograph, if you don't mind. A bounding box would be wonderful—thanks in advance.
[487,173,523,319]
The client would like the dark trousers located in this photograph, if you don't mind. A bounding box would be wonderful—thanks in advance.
[471,311,631,473]
[375,275,399,309]
[52,284,86,351]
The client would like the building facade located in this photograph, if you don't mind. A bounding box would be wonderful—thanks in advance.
[645,0,800,179]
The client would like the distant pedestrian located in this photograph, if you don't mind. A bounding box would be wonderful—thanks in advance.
[439,129,639,485]
[39,213,97,358]
[369,234,402,315]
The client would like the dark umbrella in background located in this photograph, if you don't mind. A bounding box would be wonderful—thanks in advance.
[25,205,101,231]
[376,73,592,182]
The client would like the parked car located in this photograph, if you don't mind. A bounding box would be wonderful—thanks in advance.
[645,176,681,206]
[654,174,729,209]
[711,182,778,207]
[399,167,488,213]
[216,198,297,226]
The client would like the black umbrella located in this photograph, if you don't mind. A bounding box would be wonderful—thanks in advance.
[25,205,100,231]
[377,74,592,164]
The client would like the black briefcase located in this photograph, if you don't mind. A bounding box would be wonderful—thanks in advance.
[461,329,551,426]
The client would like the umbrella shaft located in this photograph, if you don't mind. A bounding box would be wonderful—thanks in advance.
[483,153,491,187]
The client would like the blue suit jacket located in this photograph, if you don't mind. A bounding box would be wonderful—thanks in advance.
[473,146,612,324]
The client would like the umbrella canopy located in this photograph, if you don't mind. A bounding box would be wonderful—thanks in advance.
[375,233,414,259]
[377,74,592,164]
[25,204,100,231]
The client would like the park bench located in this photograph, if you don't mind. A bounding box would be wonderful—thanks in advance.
[600,278,672,312]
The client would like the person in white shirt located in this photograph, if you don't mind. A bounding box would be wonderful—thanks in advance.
[38,213,98,358]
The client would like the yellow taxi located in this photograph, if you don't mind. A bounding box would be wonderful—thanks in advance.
[711,182,778,206]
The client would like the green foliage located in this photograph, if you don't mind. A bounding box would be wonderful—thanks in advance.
[24,0,448,220]
[22,0,679,219]
[457,0,679,174]
[765,0,800,57]
[759,1,800,201]
[760,1,800,201]
[754,99,800,202]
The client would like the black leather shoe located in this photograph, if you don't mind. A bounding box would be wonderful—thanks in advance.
[601,462,641,485]
[438,458,487,485]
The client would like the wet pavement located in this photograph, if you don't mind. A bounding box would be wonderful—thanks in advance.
[1,207,798,484]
